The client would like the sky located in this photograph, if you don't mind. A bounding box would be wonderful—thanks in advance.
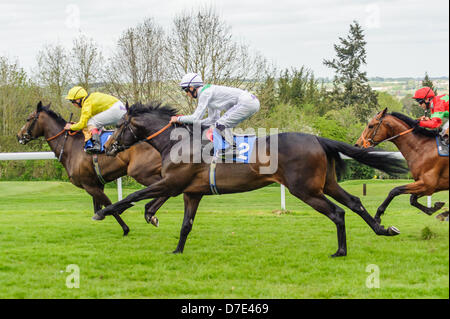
[0,0,448,79]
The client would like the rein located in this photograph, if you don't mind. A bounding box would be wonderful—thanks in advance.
[145,122,173,141]
[46,128,79,141]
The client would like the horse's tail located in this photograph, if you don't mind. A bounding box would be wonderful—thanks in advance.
[316,136,409,178]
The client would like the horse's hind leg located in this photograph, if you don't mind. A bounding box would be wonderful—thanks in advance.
[324,180,400,236]
[144,197,170,227]
[410,194,445,216]
[85,184,130,236]
[288,187,347,257]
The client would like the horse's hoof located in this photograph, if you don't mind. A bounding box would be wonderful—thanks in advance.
[123,229,130,236]
[434,202,446,211]
[330,250,347,258]
[172,249,183,254]
[150,216,159,227]
[92,213,105,221]
[388,226,400,236]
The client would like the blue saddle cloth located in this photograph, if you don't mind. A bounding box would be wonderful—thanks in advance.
[436,136,449,157]
[84,131,114,153]
[212,130,256,163]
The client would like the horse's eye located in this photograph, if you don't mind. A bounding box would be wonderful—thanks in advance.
[368,125,373,129]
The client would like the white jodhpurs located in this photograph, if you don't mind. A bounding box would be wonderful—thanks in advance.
[87,101,127,129]
[216,93,260,129]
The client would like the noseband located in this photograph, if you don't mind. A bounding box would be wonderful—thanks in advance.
[21,111,41,143]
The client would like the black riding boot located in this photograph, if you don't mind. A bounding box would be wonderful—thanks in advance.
[86,133,102,154]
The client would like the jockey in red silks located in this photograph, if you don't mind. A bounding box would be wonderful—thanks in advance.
[413,87,449,143]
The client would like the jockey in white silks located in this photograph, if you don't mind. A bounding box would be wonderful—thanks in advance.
[170,73,260,156]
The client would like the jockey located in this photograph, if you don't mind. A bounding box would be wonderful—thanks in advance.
[413,87,449,143]
[170,73,260,156]
[64,86,127,154]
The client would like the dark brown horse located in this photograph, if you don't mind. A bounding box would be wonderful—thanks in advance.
[356,108,449,222]
[96,102,409,257]
[17,101,169,235]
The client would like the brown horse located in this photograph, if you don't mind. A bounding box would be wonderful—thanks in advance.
[355,108,449,222]
[97,102,409,257]
[17,101,169,235]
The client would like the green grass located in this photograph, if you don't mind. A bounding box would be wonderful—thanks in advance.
[0,180,448,299]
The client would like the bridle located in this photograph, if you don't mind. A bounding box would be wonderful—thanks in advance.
[359,113,414,148]
[21,111,41,143]
[20,110,79,143]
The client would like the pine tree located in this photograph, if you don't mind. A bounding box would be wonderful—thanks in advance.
[422,72,438,95]
[323,20,378,122]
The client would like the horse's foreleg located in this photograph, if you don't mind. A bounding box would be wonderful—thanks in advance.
[410,194,445,216]
[86,185,130,236]
[144,197,170,227]
[375,185,409,223]
[95,180,174,219]
[325,181,399,236]
[376,181,435,223]
[173,193,203,254]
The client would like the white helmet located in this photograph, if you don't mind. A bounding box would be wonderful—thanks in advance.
[180,73,203,90]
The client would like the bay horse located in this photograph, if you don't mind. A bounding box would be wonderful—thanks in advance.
[96,102,408,257]
[355,108,449,222]
[16,101,169,235]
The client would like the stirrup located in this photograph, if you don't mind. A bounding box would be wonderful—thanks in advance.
[85,145,102,154]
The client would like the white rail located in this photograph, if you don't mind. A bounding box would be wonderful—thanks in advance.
[0,152,123,200]
[0,151,430,210]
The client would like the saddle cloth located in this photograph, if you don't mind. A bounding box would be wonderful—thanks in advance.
[84,130,114,153]
[210,128,256,163]
[436,136,449,157]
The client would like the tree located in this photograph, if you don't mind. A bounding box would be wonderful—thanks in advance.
[323,20,378,122]
[167,6,269,112]
[105,18,168,103]
[35,43,71,111]
[70,34,104,90]
[422,72,438,95]
[0,56,42,151]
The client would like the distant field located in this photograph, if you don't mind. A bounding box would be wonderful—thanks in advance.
[0,180,448,299]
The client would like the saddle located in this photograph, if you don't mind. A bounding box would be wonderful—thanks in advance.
[206,127,256,163]
[436,136,449,157]
[84,130,114,153]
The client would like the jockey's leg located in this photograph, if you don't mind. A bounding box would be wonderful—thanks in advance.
[215,93,260,156]
[441,121,449,144]
[85,101,127,154]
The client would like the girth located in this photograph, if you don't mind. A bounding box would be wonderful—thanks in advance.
[92,154,107,185]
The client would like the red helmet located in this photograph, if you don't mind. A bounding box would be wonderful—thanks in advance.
[412,87,435,100]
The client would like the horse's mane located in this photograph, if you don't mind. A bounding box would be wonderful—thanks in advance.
[389,112,438,138]
[41,105,67,126]
[129,101,178,119]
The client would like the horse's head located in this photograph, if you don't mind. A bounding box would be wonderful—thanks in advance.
[17,101,48,144]
[105,102,141,156]
[355,108,390,148]
[105,101,177,156]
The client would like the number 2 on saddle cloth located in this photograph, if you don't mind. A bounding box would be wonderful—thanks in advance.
[206,127,256,163]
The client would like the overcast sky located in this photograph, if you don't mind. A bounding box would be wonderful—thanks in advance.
[0,0,448,79]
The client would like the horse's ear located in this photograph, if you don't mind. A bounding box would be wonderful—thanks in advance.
[37,101,43,111]
[125,101,129,112]
[47,102,51,109]
[380,107,388,117]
